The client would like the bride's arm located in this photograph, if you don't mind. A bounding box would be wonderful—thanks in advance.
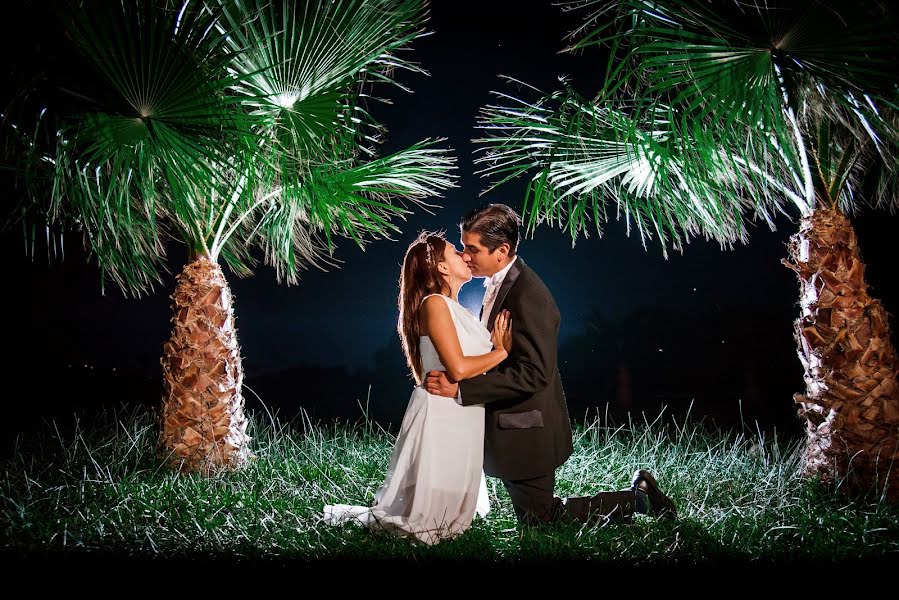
[421,296,508,382]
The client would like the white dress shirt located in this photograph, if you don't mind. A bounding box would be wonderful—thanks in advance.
[481,255,518,328]
[455,256,519,405]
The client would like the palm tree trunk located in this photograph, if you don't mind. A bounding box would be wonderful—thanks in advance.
[157,253,251,475]
[785,207,899,501]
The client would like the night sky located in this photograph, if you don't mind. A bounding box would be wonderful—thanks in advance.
[3,1,898,440]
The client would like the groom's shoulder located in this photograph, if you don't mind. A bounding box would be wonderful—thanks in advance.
[513,259,556,302]
[515,258,544,284]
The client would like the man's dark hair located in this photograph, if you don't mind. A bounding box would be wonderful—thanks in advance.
[460,203,522,256]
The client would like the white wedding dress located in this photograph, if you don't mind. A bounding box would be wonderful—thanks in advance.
[323,293,492,545]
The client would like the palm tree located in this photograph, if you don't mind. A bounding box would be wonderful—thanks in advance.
[473,0,899,500]
[3,0,456,475]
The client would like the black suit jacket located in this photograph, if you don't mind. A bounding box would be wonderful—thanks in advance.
[459,258,573,481]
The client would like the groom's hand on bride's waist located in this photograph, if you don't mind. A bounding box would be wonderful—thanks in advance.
[425,370,460,402]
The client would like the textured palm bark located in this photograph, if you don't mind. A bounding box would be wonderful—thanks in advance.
[158,254,251,475]
[784,208,899,501]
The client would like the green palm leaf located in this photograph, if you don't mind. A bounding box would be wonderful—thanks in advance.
[43,0,260,291]
[234,139,457,284]
[221,0,428,168]
[8,0,456,296]
[474,80,798,254]
[474,1,898,254]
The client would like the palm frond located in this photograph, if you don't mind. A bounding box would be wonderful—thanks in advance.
[473,81,798,255]
[49,130,169,297]
[804,87,899,213]
[562,1,898,207]
[205,0,450,279]
[49,0,263,285]
[8,0,457,294]
[226,139,457,284]
[472,0,898,253]
[221,0,428,166]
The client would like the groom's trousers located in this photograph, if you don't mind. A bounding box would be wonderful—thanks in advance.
[502,471,636,526]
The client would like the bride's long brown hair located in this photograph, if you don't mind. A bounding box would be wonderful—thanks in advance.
[398,231,450,384]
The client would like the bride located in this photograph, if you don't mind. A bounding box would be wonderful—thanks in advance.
[323,231,512,545]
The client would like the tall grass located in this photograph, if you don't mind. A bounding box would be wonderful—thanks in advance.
[2,401,897,563]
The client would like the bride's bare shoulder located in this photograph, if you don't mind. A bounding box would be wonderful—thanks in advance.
[420,294,451,314]
[419,294,451,329]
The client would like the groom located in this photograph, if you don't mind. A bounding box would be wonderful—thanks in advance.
[426,203,676,526]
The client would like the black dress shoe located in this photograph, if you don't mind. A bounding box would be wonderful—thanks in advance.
[631,469,677,519]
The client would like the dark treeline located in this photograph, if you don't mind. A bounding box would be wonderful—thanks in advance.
[244,303,809,434]
[4,300,816,456]
[5,207,897,453]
